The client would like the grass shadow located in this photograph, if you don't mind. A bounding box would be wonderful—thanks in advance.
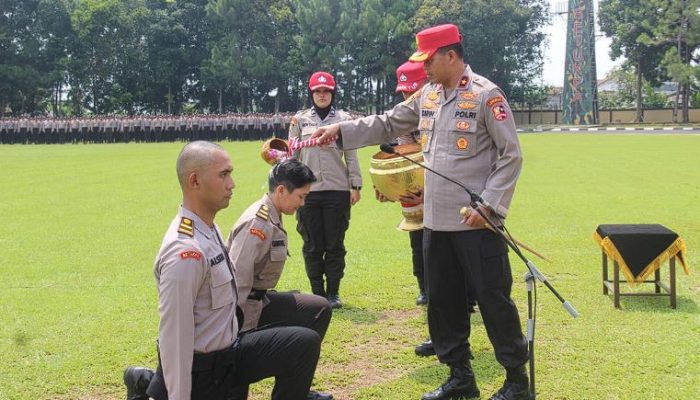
[330,304,382,324]
[606,294,699,313]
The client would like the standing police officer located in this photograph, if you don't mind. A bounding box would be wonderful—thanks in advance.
[312,24,529,400]
[123,141,324,400]
[226,158,333,400]
[288,71,363,309]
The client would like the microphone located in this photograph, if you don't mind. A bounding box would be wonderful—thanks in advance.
[379,143,486,206]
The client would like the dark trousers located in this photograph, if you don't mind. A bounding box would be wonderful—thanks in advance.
[424,228,528,369]
[296,190,351,296]
[258,291,332,340]
[149,326,320,400]
[409,229,425,289]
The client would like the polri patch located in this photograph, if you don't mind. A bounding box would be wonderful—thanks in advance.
[250,228,266,241]
[180,250,202,261]
[492,104,508,121]
[178,217,194,237]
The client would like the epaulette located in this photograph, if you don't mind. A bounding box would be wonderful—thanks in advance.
[256,204,270,221]
[178,217,194,237]
[401,87,423,105]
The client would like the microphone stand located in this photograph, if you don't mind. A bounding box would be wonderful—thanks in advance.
[381,144,578,400]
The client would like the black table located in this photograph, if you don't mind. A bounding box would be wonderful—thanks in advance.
[594,224,689,309]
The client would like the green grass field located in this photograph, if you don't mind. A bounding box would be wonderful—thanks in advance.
[1,134,699,400]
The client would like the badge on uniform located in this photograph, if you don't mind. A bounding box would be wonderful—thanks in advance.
[180,250,202,261]
[492,105,508,121]
[421,133,429,150]
[486,96,505,108]
[420,118,434,130]
[459,91,478,100]
[427,91,439,101]
[422,101,438,109]
[249,228,266,241]
[456,101,478,110]
[178,217,194,237]
[455,121,471,131]
[458,76,470,88]
[455,136,470,150]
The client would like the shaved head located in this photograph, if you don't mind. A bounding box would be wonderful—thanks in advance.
[176,141,225,189]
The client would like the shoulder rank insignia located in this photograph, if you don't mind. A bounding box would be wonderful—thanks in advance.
[178,217,194,237]
[458,76,470,88]
[256,204,270,221]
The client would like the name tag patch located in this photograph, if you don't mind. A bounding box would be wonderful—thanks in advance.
[210,253,225,266]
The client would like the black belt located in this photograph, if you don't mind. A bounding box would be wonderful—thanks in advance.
[247,289,267,301]
[191,343,238,373]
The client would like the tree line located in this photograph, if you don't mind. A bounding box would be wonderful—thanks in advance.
[599,0,700,122]
[1,0,549,117]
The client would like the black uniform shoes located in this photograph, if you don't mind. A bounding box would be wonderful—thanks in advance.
[488,380,531,400]
[123,366,154,400]
[415,338,436,357]
[421,365,480,400]
[308,389,334,399]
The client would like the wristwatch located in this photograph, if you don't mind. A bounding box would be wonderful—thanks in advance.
[351,186,362,191]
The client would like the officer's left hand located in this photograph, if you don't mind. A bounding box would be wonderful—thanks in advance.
[350,189,361,206]
[460,206,490,229]
[398,189,423,205]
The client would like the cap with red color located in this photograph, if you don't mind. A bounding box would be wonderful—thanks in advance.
[409,24,461,62]
[395,61,427,93]
[309,72,336,91]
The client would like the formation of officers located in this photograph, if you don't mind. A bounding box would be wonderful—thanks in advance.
[0,113,298,144]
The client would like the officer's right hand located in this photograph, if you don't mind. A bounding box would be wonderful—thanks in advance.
[311,124,340,144]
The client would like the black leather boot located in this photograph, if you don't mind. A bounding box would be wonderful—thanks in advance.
[415,338,436,357]
[489,366,531,400]
[123,366,154,400]
[326,280,342,309]
[308,389,334,399]
[421,364,480,400]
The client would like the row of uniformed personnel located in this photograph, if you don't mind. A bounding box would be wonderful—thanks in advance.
[0,113,292,144]
[0,111,368,145]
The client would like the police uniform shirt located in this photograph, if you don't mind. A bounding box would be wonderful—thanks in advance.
[338,65,522,231]
[155,206,238,400]
[226,194,287,331]
[288,107,362,191]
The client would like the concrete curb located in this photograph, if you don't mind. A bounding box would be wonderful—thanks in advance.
[517,126,700,133]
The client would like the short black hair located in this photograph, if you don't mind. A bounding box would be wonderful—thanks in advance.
[436,42,464,59]
[268,158,316,192]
